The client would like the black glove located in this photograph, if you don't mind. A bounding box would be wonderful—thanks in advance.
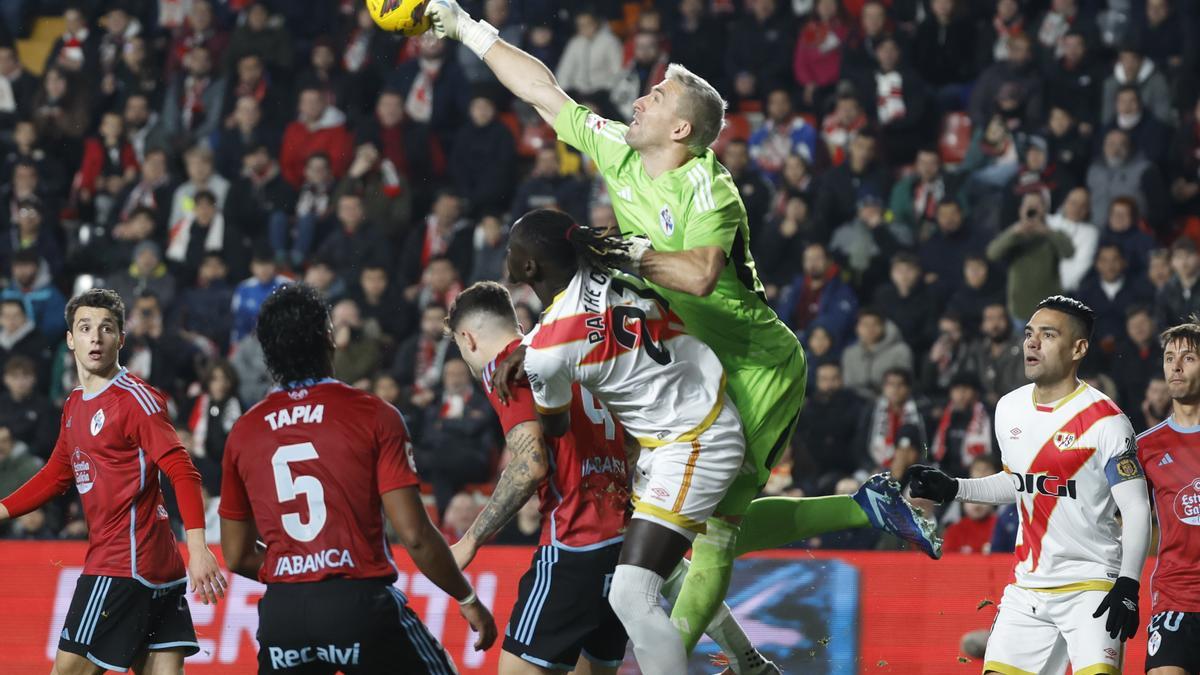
[904,464,958,504]
[1093,576,1140,641]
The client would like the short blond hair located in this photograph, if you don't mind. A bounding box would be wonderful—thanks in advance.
[666,63,727,156]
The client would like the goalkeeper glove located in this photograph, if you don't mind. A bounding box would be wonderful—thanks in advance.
[621,236,653,272]
[904,464,958,504]
[1093,576,1140,641]
[427,0,499,59]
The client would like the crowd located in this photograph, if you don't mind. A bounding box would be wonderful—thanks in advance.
[0,0,1197,553]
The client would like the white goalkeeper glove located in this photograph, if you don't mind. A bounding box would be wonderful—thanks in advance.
[427,0,499,59]
[623,236,653,272]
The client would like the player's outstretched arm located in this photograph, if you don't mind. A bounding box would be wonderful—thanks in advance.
[384,486,498,651]
[906,464,1018,505]
[453,421,549,568]
[427,0,572,124]
[626,239,727,298]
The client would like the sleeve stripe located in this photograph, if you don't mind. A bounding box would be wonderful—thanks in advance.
[115,381,161,415]
[687,165,715,212]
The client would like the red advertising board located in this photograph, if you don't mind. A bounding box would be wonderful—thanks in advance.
[0,543,1152,674]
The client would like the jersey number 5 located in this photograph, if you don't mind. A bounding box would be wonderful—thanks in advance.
[272,442,327,542]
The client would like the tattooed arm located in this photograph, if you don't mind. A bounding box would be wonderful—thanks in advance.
[450,420,550,569]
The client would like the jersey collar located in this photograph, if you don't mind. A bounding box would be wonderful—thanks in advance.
[271,377,339,393]
[1032,381,1086,413]
[80,367,128,401]
[1166,415,1200,434]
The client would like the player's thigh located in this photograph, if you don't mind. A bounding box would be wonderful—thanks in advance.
[1146,610,1200,674]
[131,648,184,675]
[1051,589,1123,674]
[498,650,555,675]
[632,404,745,543]
[983,585,1067,674]
[52,651,105,675]
[59,575,153,673]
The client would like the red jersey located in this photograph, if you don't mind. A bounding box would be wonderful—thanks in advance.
[219,379,420,584]
[40,370,189,585]
[1137,417,1200,612]
[481,340,629,550]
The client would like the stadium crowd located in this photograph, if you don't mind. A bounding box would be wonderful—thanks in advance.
[0,0,1197,555]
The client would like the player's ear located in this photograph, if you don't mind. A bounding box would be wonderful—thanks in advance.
[670,118,692,145]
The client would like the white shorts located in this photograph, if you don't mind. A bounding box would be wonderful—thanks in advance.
[630,398,745,541]
[984,583,1123,675]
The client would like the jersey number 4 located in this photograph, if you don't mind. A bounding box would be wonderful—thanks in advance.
[272,442,328,542]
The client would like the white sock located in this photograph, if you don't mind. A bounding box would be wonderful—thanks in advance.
[608,564,686,675]
[661,558,768,675]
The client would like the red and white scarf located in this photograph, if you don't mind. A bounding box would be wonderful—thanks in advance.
[930,401,991,469]
[875,72,907,125]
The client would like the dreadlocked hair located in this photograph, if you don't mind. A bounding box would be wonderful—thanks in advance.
[256,283,334,385]
[513,208,629,273]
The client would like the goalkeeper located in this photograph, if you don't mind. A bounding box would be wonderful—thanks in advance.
[428,0,941,666]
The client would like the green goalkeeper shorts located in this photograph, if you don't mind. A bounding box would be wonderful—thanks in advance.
[715,343,808,517]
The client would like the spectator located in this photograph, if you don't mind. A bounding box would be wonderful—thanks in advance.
[273,153,336,267]
[1076,244,1155,355]
[392,304,452,409]
[1135,0,1194,81]
[220,53,286,130]
[168,145,230,232]
[1032,0,1095,64]
[120,291,198,403]
[357,88,445,206]
[108,239,177,311]
[792,0,848,111]
[1141,376,1171,430]
[222,2,293,74]
[841,308,914,396]
[820,89,869,167]
[389,32,470,136]
[0,45,38,132]
[946,254,1005,332]
[44,6,100,77]
[719,139,772,235]
[756,193,816,296]
[554,10,623,98]
[214,96,280,179]
[793,361,865,495]
[1155,237,1200,328]
[1168,98,1200,218]
[0,424,41,534]
[0,355,55,459]
[228,331,270,404]
[1087,129,1167,238]
[668,0,725,87]
[73,112,137,216]
[942,471,999,553]
[1099,196,1156,279]
[929,373,993,478]
[417,358,495,515]
[874,251,938,356]
[455,0,520,86]
[0,298,50,385]
[185,360,241,495]
[889,148,956,237]
[165,190,232,286]
[727,0,796,101]
[920,199,985,294]
[1112,305,1162,424]
[449,93,515,217]
[111,148,172,236]
[409,257,464,314]
[1001,136,1073,226]
[841,0,891,75]
[176,253,235,355]
[776,242,859,346]
[224,143,295,256]
[1101,44,1172,126]
[400,191,473,287]
[469,214,508,285]
[296,40,350,115]
[303,255,347,305]
[280,87,355,188]
[3,123,66,203]
[119,87,166,160]
[1045,34,1103,136]
[331,298,383,388]
[1046,187,1099,292]
[230,249,289,346]
[828,188,911,296]
[748,88,818,181]
[314,193,391,284]
[610,30,669,119]
[112,35,161,113]
[859,36,930,168]
[967,302,1027,408]
[960,114,1021,234]
[2,249,66,341]
[1148,248,1173,293]
[510,147,589,223]
[347,264,414,352]
[31,67,89,170]
[3,197,63,280]
[987,192,1074,321]
[920,312,975,400]
[968,34,1043,130]
[161,45,225,150]
[1103,86,1170,165]
[333,140,412,246]
[165,0,227,78]
[804,323,841,370]
[854,367,928,473]
[816,131,891,236]
[910,0,976,112]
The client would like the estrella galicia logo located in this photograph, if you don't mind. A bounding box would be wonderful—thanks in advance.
[1174,477,1200,525]
[71,449,97,494]
[90,409,105,436]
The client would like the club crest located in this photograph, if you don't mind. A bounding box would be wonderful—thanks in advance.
[90,409,105,436]
[659,205,674,236]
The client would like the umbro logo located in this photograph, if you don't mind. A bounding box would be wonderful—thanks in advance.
[1009,427,1021,439]
[1159,454,1174,466]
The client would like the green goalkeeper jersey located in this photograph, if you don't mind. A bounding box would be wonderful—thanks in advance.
[554,103,799,370]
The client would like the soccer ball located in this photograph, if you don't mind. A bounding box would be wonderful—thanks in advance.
[365,0,432,36]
